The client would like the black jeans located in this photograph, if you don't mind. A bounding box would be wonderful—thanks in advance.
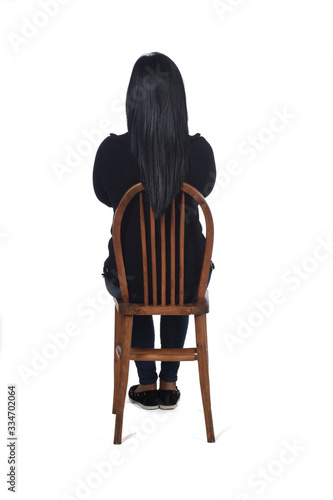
[104,263,214,385]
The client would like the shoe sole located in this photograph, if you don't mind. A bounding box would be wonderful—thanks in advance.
[159,403,178,410]
[129,399,159,410]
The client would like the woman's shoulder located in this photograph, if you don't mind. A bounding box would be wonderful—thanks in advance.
[109,131,130,142]
[188,133,215,160]
[94,132,134,179]
[94,132,130,160]
[103,131,210,145]
[97,131,129,148]
[188,132,201,142]
[188,133,214,150]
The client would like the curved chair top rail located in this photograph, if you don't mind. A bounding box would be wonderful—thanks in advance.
[112,182,214,305]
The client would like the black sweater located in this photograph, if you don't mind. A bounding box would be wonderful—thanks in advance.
[93,132,216,301]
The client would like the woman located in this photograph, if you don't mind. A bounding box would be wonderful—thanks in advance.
[93,52,216,410]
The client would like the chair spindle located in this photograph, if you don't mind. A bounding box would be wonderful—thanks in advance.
[170,199,176,305]
[160,214,166,305]
[139,192,149,305]
[179,191,185,305]
[150,206,158,305]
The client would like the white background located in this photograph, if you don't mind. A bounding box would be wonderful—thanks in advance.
[1,0,333,499]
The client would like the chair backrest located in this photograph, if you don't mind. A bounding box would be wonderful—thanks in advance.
[112,182,214,305]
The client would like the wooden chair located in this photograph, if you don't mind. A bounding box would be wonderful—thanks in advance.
[112,182,215,444]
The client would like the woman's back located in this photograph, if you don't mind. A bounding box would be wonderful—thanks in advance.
[93,130,216,300]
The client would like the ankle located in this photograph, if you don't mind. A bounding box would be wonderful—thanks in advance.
[159,380,177,391]
[134,383,157,393]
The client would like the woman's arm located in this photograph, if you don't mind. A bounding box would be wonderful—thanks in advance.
[92,137,113,207]
[188,136,217,197]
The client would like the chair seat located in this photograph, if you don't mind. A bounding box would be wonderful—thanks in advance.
[114,290,209,315]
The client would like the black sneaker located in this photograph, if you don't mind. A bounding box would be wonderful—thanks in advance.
[158,387,181,410]
[128,385,160,410]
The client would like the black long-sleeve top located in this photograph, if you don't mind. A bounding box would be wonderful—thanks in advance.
[93,131,216,302]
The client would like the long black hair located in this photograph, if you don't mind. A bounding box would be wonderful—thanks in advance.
[126,52,190,218]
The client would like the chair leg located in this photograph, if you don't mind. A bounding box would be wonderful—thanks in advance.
[113,314,133,445]
[194,313,215,443]
[112,308,123,414]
